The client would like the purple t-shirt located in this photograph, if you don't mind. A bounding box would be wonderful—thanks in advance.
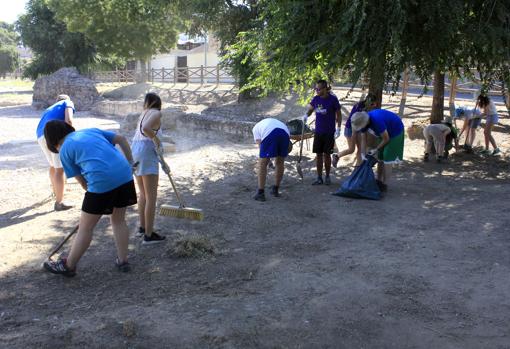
[310,94,340,134]
[360,109,404,138]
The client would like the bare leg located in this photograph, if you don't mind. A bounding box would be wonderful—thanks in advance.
[337,136,355,158]
[274,157,284,186]
[316,153,323,177]
[111,207,129,263]
[49,167,65,203]
[383,164,393,184]
[377,161,384,182]
[257,158,270,190]
[324,153,331,177]
[66,212,102,270]
[141,174,159,237]
[484,122,497,150]
[135,175,146,230]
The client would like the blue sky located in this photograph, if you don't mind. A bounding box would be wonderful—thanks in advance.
[0,0,28,24]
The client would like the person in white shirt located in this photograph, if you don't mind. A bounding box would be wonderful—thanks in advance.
[477,95,501,156]
[252,118,291,201]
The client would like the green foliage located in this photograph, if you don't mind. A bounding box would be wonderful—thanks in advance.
[180,0,261,96]
[48,0,182,61]
[0,45,19,77]
[0,22,19,46]
[16,0,97,79]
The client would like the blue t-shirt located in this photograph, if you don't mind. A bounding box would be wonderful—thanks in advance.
[310,93,340,134]
[59,128,133,193]
[36,100,75,138]
[360,109,404,138]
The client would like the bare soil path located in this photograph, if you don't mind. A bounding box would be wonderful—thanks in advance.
[1,85,510,348]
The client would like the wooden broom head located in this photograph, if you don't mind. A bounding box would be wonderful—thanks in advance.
[159,204,204,221]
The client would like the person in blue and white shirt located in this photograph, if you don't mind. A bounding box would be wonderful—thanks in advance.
[35,94,75,211]
[252,118,290,201]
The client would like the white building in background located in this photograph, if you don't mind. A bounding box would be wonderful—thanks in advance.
[147,34,233,83]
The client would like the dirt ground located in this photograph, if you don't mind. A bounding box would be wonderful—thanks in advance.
[1,80,510,348]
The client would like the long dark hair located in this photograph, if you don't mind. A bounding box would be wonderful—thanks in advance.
[44,120,75,153]
[477,94,490,108]
[144,92,162,110]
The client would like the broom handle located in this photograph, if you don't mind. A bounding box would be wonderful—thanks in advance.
[156,150,186,208]
[48,225,79,260]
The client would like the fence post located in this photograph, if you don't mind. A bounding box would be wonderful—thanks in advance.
[200,65,204,85]
[216,65,220,85]
[448,74,457,117]
[161,67,164,83]
[398,68,410,117]
[174,66,177,84]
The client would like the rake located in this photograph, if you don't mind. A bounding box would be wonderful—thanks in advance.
[155,142,204,221]
[47,225,79,261]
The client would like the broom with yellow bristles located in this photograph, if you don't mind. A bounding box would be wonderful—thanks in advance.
[154,139,204,220]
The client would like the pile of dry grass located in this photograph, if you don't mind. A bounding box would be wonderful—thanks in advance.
[171,235,215,258]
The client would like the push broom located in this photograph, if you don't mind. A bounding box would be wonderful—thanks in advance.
[154,140,204,221]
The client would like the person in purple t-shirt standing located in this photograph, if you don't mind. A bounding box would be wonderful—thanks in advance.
[303,79,341,185]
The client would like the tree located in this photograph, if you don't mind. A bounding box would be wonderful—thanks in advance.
[48,0,183,81]
[0,22,19,47]
[0,46,18,78]
[180,0,261,99]
[16,0,97,79]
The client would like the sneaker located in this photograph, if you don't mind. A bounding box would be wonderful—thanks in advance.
[54,202,72,211]
[324,176,331,185]
[332,154,340,168]
[142,232,166,245]
[376,180,388,192]
[480,149,490,155]
[270,186,280,197]
[423,153,429,162]
[43,258,76,277]
[312,177,323,185]
[492,148,501,156]
[115,259,131,272]
[253,191,266,201]
[135,227,145,237]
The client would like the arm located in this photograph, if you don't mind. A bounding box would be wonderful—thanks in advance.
[75,174,87,191]
[360,132,367,154]
[336,108,342,128]
[373,131,390,152]
[65,107,74,126]
[112,134,134,164]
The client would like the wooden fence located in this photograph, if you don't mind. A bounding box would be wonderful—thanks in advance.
[89,65,234,84]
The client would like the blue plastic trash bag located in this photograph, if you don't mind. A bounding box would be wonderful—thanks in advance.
[332,155,381,200]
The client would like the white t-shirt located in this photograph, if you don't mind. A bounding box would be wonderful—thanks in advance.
[485,100,498,116]
[252,118,290,142]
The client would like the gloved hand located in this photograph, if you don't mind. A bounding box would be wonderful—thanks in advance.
[334,127,341,138]
[302,114,308,123]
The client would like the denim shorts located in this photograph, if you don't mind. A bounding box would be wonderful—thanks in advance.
[132,140,159,176]
[468,118,481,128]
[486,114,499,124]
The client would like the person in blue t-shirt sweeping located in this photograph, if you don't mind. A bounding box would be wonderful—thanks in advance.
[35,94,75,211]
[303,79,342,185]
[42,120,137,277]
[351,109,404,192]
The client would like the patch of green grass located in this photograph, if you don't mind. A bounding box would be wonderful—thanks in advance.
[0,79,34,90]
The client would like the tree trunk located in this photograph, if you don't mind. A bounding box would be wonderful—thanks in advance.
[368,58,385,108]
[431,70,445,124]
[136,59,147,83]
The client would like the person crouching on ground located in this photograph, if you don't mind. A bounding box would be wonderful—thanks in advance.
[423,117,459,163]
[252,118,291,201]
[351,109,404,192]
[303,79,341,185]
[334,93,377,167]
[35,94,75,211]
[132,92,166,245]
[42,120,137,277]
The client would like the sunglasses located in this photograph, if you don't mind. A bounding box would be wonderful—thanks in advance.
[315,86,325,92]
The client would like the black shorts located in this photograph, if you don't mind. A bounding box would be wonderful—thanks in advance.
[82,180,137,215]
[313,133,335,154]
